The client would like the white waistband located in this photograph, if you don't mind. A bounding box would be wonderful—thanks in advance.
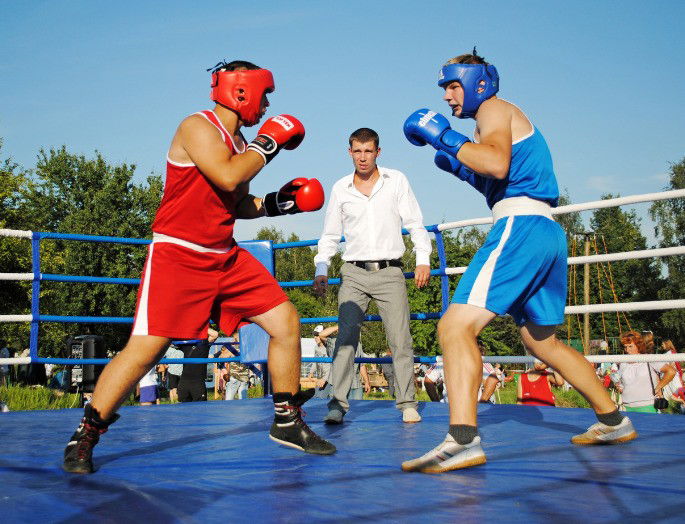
[152,233,232,253]
[491,197,553,223]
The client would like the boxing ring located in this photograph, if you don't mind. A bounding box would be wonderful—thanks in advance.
[2,400,684,521]
[2,189,685,522]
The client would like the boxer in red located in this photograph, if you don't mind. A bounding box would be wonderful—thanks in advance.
[63,60,334,474]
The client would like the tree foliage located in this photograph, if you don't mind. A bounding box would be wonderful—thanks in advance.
[2,138,683,358]
[650,157,685,342]
[0,146,163,356]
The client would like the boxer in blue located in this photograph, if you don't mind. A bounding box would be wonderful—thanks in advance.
[401,49,637,473]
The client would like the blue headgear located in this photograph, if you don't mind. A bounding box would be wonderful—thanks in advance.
[437,63,499,119]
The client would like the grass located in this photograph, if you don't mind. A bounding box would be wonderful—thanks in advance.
[0,382,678,414]
[1,385,84,411]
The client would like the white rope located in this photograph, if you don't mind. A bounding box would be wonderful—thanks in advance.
[444,267,467,275]
[0,315,33,323]
[0,273,34,281]
[483,353,685,364]
[0,358,32,365]
[438,216,491,231]
[437,189,685,232]
[568,246,685,265]
[565,300,685,314]
[585,353,685,363]
[0,228,32,239]
[443,247,685,276]
[554,189,685,215]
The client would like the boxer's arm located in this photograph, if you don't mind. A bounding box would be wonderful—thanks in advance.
[457,100,512,180]
[179,115,266,192]
[234,187,267,219]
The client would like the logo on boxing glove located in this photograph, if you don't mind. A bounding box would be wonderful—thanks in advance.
[271,115,295,131]
[418,111,438,128]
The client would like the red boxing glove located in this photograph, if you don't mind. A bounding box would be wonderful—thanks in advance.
[263,178,324,216]
[247,114,305,165]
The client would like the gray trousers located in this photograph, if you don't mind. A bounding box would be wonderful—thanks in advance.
[328,263,417,412]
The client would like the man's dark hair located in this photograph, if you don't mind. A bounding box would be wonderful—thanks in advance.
[349,128,380,148]
[207,60,261,74]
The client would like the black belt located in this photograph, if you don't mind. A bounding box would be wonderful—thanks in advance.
[349,259,402,271]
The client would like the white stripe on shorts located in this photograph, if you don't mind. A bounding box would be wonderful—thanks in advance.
[468,216,514,308]
[131,243,155,336]
[152,233,231,253]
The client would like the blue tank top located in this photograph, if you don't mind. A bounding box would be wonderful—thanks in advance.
[457,126,559,209]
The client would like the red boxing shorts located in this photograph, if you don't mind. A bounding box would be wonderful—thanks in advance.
[132,237,289,339]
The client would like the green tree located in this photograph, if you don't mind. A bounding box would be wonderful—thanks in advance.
[0,140,33,353]
[255,227,341,339]
[650,157,685,344]
[5,147,163,357]
[564,194,664,344]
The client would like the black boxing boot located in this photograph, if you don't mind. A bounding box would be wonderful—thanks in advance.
[269,389,336,455]
[63,404,120,474]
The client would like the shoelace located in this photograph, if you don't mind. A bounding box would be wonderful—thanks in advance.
[76,431,98,459]
[75,422,105,459]
[280,402,307,420]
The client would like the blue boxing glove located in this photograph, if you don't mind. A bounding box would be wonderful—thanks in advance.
[434,150,463,176]
[403,109,470,156]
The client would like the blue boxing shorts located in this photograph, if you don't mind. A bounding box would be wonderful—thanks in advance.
[452,213,567,326]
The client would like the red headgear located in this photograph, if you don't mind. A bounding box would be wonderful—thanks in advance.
[210,68,275,126]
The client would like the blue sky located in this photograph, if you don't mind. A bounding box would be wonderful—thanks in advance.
[2,1,684,243]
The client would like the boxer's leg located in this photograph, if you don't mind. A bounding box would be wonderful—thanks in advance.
[249,301,336,455]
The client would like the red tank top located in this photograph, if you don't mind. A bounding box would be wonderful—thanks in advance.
[151,110,245,249]
[519,372,556,406]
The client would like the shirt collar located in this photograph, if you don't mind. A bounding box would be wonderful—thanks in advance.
[344,166,390,192]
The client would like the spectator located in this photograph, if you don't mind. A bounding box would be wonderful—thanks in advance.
[164,343,184,403]
[424,342,502,404]
[214,345,230,399]
[479,343,502,403]
[517,360,565,407]
[423,355,445,402]
[672,383,685,415]
[308,325,333,399]
[0,340,10,387]
[596,352,620,404]
[224,345,250,401]
[137,366,159,406]
[611,331,675,413]
[48,366,70,393]
[319,325,370,401]
[177,328,218,403]
[661,339,684,402]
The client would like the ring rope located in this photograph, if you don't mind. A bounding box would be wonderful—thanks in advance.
[1,189,684,366]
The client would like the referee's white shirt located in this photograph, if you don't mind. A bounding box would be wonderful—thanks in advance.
[314,167,431,276]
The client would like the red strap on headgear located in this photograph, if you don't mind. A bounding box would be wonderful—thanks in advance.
[210,69,275,126]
